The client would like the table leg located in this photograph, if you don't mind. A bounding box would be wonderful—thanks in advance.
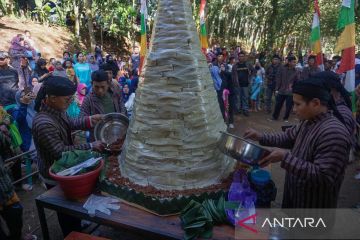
[35,199,50,240]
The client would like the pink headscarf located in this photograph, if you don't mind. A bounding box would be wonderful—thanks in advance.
[77,83,87,105]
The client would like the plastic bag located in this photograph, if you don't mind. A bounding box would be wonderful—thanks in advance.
[83,194,120,217]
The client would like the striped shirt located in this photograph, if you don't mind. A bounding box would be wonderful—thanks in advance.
[260,112,350,208]
[32,103,92,182]
[336,101,356,136]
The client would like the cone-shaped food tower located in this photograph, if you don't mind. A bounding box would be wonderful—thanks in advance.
[119,0,235,191]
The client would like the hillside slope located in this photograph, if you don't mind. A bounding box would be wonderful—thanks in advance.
[0,16,84,59]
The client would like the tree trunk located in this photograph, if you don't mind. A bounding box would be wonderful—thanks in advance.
[85,0,96,52]
[73,0,80,38]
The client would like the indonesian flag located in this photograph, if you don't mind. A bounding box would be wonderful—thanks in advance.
[199,0,208,55]
[335,0,356,93]
[310,0,324,70]
[139,0,148,74]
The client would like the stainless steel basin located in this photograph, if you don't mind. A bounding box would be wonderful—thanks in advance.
[218,131,271,166]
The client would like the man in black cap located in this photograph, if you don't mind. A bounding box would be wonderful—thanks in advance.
[0,51,19,106]
[245,78,351,208]
[32,76,105,237]
[265,55,282,114]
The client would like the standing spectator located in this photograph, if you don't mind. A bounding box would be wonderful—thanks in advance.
[61,51,71,64]
[74,52,92,88]
[271,56,300,122]
[87,54,99,72]
[231,51,254,116]
[52,61,67,78]
[13,90,37,191]
[24,30,37,51]
[251,60,264,112]
[64,60,78,85]
[80,70,126,140]
[210,54,226,121]
[220,63,235,128]
[130,46,140,72]
[47,58,56,72]
[130,69,139,92]
[95,45,103,64]
[122,84,135,118]
[222,48,228,63]
[33,58,50,82]
[18,56,32,91]
[227,57,236,73]
[9,34,27,70]
[0,51,19,106]
[67,84,87,118]
[117,56,127,71]
[105,55,119,77]
[324,60,333,72]
[265,55,281,114]
[206,46,217,63]
[118,69,131,88]
[300,55,321,80]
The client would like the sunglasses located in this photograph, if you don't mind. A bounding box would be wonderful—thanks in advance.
[0,58,6,61]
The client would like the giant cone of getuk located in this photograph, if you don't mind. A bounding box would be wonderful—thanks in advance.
[119,0,236,191]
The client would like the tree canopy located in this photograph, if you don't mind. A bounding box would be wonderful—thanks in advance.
[0,0,359,55]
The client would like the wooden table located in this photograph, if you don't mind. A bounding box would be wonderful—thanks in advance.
[35,186,235,240]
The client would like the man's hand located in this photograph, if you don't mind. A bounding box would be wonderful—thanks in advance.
[243,128,263,141]
[90,114,104,126]
[258,148,287,168]
[91,141,106,152]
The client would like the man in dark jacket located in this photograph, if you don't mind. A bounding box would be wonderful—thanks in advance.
[300,55,321,81]
[265,55,281,114]
[0,51,19,106]
[231,51,255,116]
[80,70,126,140]
[271,56,300,122]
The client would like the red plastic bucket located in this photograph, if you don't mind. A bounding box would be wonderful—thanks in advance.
[49,160,104,200]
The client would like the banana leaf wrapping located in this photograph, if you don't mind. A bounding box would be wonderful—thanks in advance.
[51,150,101,175]
[180,196,238,240]
[100,178,227,216]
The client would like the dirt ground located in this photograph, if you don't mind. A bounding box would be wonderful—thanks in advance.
[9,111,360,240]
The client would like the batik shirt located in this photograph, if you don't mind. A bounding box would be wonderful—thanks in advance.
[260,112,351,208]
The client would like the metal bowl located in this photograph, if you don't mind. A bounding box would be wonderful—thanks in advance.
[94,113,129,144]
[218,131,271,166]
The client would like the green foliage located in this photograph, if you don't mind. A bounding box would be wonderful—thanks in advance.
[94,0,136,37]
[2,0,360,54]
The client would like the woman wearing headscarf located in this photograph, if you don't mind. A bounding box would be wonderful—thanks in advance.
[244,78,351,208]
[105,54,120,77]
[122,83,135,118]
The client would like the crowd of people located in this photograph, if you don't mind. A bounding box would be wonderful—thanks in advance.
[0,30,141,239]
[0,29,360,239]
[208,45,360,128]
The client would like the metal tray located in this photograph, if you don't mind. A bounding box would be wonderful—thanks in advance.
[94,113,129,144]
